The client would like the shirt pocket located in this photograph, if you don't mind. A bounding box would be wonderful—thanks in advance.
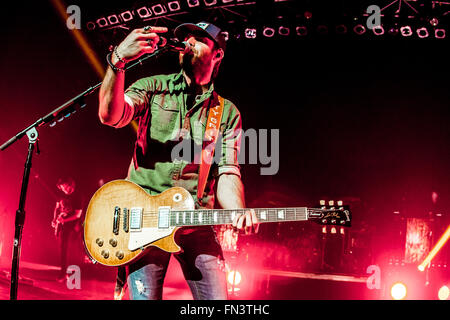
[150,95,180,141]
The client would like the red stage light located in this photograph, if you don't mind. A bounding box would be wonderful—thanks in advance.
[227,270,242,286]
[391,282,407,300]
[438,285,449,300]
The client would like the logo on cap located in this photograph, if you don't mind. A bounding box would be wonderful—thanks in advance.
[196,22,210,30]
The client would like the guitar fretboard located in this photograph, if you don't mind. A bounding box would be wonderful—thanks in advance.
[169,207,310,227]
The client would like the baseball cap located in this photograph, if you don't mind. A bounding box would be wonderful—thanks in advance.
[174,21,227,52]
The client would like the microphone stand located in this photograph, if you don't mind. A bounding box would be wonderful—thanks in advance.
[0,45,171,300]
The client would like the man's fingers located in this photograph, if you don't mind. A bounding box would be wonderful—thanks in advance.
[138,26,168,34]
[250,209,259,234]
[244,213,251,235]
[236,214,245,230]
[136,33,162,41]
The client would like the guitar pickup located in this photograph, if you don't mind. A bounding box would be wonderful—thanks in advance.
[158,206,171,229]
[123,208,129,233]
[113,206,120,235]
[129,207,143,231]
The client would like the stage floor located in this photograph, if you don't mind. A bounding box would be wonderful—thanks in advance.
[0,258,193,300]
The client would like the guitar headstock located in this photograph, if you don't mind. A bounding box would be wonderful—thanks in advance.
[308,200,352,227]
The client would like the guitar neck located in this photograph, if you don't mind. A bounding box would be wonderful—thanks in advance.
[169,207,313,227]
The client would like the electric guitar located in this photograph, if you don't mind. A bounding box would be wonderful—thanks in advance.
[83,180,352,267]
[52,212,67,237]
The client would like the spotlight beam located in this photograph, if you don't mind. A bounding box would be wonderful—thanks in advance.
[50,0,104,78]
[418,225,450,271]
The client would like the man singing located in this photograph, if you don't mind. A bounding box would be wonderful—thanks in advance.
[98,22,258,300]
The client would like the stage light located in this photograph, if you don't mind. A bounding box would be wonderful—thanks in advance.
[278,26,290,36]
[227,270,242,286]
[168,1,181,11]
[330,227,337,234]
[107,15,119,25]
[187,0,200,7]
[353,24,366,35]
[296,26,308,36]
[152,4,167,15]
[96,17,108,28]
[244,28,257,39]
[429,17,439,27]
[435,29,446,39]
[335,24,347,35]
[340,227,345,235]
[120,10,134,22]
[322,226,327,234]
[337,200,343,206]
[319,199,326,206]
[372,25,384,36]
[416,27,429,38]
[204,0,217,6]
[400,26,413,37]
[328,200,334,206]
[438,285,449,300]
[86,21,96,30]
[388,27,399,36]
[263,27,275,38]
[317,25,328,35]
[391,282,407,300]
[137,6,152,18]
[222,31,229,41]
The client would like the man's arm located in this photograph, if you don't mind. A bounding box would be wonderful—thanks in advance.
[60,209,83,223]
[216,174,259,234]
[98,26,167,126]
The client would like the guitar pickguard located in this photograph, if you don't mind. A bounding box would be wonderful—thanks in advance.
[128,227,176,251]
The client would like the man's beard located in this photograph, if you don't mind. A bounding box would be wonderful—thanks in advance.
[180,52,194,76]
[180,51,209,78]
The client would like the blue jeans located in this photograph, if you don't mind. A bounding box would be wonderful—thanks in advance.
[126,227,228,300]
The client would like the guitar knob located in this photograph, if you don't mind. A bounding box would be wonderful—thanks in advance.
[101,250,109,259]
[116,251,124,260]
[109,238,117,247]
[96,238,104,247]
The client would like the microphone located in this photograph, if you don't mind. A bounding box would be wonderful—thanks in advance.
[158,37,187,52]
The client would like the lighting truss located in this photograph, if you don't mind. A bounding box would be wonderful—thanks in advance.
[82,0,448,42]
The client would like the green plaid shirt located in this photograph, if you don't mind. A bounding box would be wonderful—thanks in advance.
[114,71,242,209]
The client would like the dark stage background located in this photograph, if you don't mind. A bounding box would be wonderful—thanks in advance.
[0,0,448,294]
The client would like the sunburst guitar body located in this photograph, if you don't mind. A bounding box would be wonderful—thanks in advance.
[83,180,351,267]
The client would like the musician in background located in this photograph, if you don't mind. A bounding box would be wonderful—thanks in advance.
[51,176,83,281]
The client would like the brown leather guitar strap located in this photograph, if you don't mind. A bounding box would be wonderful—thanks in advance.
[196,94,225,207]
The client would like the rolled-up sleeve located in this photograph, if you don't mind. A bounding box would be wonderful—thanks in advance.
[213,102,242,178]
[113,78,153,128]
